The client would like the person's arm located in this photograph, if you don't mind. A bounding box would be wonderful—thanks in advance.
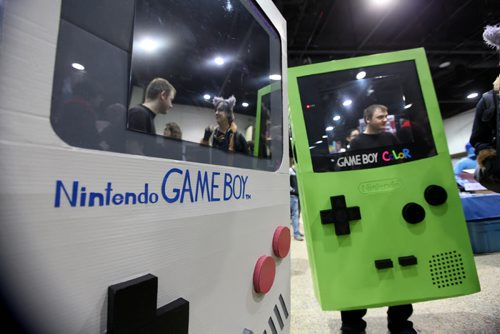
[470,93,500,177]
[235,132,250,154]
[454,158,467,176]
[200,126,213,146]
[469,95,494,154]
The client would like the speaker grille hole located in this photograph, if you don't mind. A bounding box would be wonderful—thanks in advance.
[429,250,466,288]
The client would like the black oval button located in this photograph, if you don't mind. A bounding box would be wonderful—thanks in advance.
[424,185,447,206]
[402,203,425,224]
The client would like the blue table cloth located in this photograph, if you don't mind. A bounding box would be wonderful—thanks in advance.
[461,194,500,221]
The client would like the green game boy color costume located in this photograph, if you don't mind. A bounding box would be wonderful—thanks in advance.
[288,48,480,310]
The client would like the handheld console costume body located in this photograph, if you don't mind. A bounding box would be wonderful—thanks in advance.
[288,48,480,311]
[0,0,291,333]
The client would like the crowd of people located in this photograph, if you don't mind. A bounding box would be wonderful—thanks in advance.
[57,77,251,157]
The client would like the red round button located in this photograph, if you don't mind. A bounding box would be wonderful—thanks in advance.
[253,256,276,293]
[272,226,291,258]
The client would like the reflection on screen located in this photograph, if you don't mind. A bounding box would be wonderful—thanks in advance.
[126,0,284,169]
[50,0,283,171]
[297,61,436,172]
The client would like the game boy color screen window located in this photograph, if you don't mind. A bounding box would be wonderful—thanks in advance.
[297,61,437,172]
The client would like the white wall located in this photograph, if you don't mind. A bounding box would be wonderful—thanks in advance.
[443,107,475,165]
[154,103,256,143]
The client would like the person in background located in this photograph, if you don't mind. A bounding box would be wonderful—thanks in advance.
[100,103,127,152]
[58,78,104,149]
[289,162,304,241]
[201,95,249,154]
[345,128,360,150]
[127,77,176,135]
[163,122,182,140]
[454,142,477,176]
[470,74,500,180]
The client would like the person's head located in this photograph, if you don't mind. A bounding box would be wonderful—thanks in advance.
[346,128,360,142]
[363,104,388,134]
[213,95,236,128]
[145,78,176,114]
[163,122,182,139]
[104,103,126,123]
[493,74,500,92]
[73,79,104,109]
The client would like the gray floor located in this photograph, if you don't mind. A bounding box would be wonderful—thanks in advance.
[290,235,500,333]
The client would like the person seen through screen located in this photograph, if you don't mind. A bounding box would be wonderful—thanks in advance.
[127,77,176,135]
[345,128,360,150]
[349,104,399,151]
[201,95,249,154]
[163,122,182,140]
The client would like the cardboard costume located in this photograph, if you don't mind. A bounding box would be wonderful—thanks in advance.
[288,48,480,310]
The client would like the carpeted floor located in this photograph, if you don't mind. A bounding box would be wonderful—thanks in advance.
[290,234,500,333]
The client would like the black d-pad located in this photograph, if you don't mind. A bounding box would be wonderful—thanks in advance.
[320,195,361,235]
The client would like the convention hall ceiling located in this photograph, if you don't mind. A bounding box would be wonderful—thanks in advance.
[274,0,500,118]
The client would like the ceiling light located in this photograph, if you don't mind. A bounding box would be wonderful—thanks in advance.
[342,99,352,106]
[71,63,85,71]
[356,71,366,80]
[214,56,225,65]
[315,140,323,144]
[242,102,249,107]
[269,74,282,81]
[467,92,479,99]
[137,38,160,53]
[439,61,451,69]
[325,126,334,131]
[203,94,211,100]
[371,0,394,6]
[404,103,413,109]
[333,115,341,121]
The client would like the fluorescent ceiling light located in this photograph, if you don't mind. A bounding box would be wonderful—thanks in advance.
[439,61,451,69]
[356,71,366,80]
[71,63,85,71]
[138,38,160,53]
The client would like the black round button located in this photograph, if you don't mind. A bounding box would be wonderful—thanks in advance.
[425,185,448,206]
[402,203,425,224]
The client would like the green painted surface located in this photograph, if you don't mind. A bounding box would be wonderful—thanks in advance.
[288,48,480,310]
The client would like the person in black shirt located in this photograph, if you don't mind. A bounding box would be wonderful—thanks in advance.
[349,104,399,151]
[470,74,500,180]
[127,77,176,135]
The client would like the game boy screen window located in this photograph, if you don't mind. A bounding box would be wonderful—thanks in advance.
[297,60,437,172]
